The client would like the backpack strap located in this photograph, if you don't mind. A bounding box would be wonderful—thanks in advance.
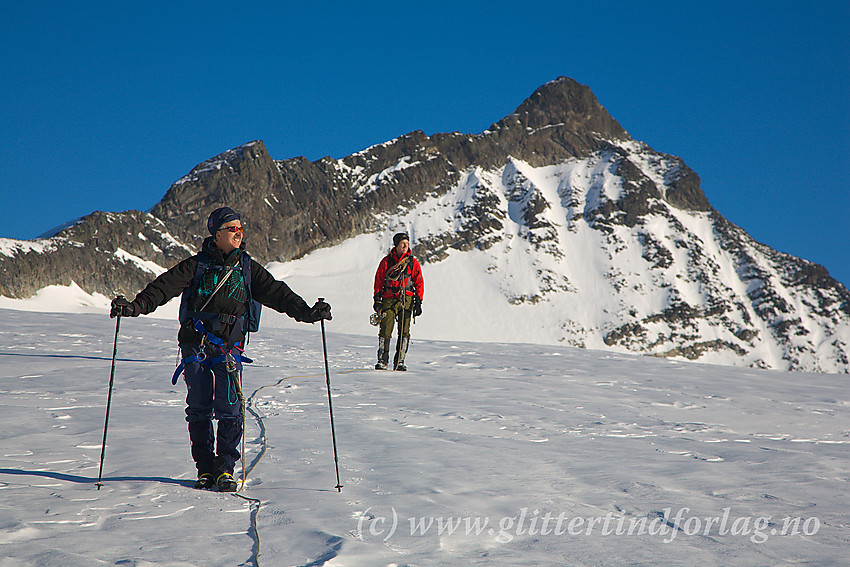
[241,251,262,336]
[178,250,210,325]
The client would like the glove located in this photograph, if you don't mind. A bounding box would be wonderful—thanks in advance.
[110,296,139,318]
[305,300,332,322]
[373,295,382,313]
[413,297,422,317]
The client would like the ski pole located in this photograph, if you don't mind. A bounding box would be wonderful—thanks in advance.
[318,298,343,492]
[96,309,122,490]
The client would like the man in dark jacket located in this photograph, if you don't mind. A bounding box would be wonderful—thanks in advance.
[373,232,424,371]
[110,207,331,491]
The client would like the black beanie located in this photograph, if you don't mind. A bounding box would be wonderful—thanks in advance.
[208,207,241,235]
[393,232,410,246]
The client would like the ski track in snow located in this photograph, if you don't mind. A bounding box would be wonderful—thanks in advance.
[0,309,848,566]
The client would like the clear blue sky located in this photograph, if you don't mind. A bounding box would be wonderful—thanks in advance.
[2,1,848,286]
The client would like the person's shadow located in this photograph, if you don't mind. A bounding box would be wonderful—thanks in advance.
[0,468,338,492]
[0,352,158,363]
[0,468,194,487]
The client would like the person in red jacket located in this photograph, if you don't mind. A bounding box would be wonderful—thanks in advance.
[373,232,424,370]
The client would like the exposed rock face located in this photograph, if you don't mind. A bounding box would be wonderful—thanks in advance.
[147,77,637,265]
[0,211,194,299]
[1,76,847,372]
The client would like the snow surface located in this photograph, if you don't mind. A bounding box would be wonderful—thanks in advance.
[0,282,112,314]
[1,309,847,566]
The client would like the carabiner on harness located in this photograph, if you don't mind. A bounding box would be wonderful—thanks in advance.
[171,319,253,385]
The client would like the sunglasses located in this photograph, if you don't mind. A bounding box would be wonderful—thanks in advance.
[218,225,244,234]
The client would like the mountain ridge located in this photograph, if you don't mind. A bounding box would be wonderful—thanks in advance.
[1,77,847,372]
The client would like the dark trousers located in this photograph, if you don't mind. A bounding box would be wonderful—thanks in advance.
[180,342,243,476]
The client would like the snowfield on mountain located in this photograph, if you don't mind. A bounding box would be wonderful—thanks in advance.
[1,309,847,566]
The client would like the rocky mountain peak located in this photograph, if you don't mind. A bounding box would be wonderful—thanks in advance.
[151,140,276,246]
[510,76,628,140]
[472,77,632,168]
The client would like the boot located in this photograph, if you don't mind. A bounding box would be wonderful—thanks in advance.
[375,336,390,370]
[216,472,238,492]
[393,337,409,371]
[194,473,215,490]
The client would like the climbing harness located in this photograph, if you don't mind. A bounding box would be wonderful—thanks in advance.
[171,320,254,385]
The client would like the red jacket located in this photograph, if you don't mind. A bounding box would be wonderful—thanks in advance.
[374,249,424,301]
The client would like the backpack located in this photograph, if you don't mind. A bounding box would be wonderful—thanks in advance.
[178,249,262,335]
